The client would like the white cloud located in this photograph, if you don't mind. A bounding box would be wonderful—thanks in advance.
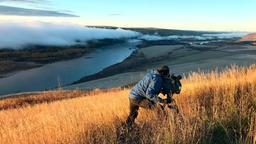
[0,0,45,3]
[0,22,140,49]
[0,22,249,49]
[139,35,164,41]
[139,32,249,41]
[0,6,77,17]
[202,32,249,39]
[139,34,207,41]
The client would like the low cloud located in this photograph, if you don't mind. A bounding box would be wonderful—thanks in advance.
[140,35,164,41]
[202,32,249,39]
[0,5,78,17]
[0,22,140,49]
[0,21,249,49]
[140,32,249,41]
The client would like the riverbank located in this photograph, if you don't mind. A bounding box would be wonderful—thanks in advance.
[0,42,136,96]
[0,39,126,78]
[68,41,256,90]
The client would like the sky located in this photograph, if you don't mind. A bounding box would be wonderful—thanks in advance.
[0,0,255,32]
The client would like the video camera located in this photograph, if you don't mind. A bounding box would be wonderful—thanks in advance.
[161,74,182,96]
[159,74,182,111]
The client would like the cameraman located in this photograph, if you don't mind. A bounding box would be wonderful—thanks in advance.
[126,65,170,127]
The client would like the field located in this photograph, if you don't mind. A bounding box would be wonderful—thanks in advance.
[0,65,256,144]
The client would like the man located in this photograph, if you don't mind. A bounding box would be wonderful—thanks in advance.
[126,65,170,127]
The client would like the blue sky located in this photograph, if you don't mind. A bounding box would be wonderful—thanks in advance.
[0,0,255,31]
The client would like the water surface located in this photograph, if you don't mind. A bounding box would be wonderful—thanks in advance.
[0,43,136,96]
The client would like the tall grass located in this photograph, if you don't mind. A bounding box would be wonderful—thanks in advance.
[0,65,255,144]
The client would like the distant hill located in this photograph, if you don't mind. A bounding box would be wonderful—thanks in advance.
[86,26,219,36]
[239,33,256,45]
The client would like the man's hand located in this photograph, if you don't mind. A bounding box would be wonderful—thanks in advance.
[157,97,164,103]
[157,97,173,104]
[166,97,172,104]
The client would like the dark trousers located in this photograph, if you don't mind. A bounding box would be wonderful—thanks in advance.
[126,98,164,127]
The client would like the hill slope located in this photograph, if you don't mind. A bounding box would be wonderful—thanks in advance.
[0,65,256,144]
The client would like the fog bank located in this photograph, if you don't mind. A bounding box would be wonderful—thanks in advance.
[140,32,249,41]
[0,22,140,49]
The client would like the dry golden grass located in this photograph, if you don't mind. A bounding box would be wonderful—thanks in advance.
[0,90,85,110]
[0,65,256,144]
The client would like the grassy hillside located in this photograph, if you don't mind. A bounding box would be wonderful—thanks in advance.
[0,65,256,144]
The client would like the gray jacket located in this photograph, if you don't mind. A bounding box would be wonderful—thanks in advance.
[129,70,163,103]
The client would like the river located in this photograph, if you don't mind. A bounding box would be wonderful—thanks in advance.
[0,42,136,96]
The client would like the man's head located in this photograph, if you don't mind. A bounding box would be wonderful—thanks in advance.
[157,65,170,77]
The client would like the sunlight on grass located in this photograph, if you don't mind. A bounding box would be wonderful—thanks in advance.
[0,65,255,144]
